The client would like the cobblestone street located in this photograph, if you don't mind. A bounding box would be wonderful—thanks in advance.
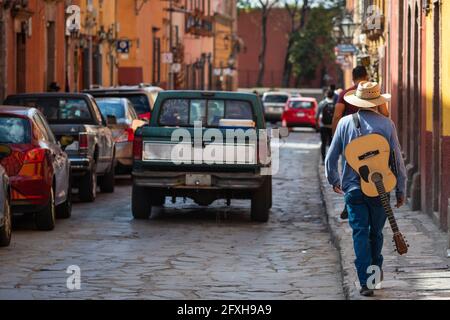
[0,130,345,300]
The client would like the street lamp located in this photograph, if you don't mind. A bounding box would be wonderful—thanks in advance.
[333,12,357,45]
[340,13,357,44]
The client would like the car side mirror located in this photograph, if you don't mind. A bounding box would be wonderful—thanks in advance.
[0,145,11,160]
[106,115,118,126]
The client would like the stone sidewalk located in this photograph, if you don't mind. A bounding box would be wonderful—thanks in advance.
[318,166,450,300]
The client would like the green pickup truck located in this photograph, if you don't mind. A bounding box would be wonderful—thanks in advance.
[131,91,273,222]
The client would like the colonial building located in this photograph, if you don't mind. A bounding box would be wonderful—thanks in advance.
[212,0,239,91]
[0,0,67,100]
[0,0,238,101]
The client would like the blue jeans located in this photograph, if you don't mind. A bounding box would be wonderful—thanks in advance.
[345,189,387,287]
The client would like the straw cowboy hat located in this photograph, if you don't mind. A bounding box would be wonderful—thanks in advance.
[344,81,391,109]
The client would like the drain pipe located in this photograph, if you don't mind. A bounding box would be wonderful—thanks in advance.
[447,199,450,258]
[0,7,7,103]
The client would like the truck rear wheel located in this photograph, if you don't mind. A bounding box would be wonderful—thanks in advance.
[132,185,152,219]
[79,163,97,202]
[99,160,115,193]
[251,178,271,223]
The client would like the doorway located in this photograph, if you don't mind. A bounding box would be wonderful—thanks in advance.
[16,30,26,93]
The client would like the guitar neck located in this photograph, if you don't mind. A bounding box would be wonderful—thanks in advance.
[374,181,400,234]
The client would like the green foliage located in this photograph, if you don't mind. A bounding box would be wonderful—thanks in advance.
[289,5,338,81]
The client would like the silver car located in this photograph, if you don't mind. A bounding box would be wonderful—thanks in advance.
[0,147,11,247]
[262,92,292,123]
[96,98,146,173]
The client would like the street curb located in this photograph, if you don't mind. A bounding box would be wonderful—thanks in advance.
[317,164,360,300]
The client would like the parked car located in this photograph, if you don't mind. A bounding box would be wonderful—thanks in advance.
[0,150,11,247]
[262,91,292,123]
[132,91,272,222]
[85,85,164,122]
[3,93,116,202]
[281,97,318,130]
[0,107,72,231]
[95,97,146,173]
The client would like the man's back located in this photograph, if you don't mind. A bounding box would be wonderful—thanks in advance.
[325,110,407,197]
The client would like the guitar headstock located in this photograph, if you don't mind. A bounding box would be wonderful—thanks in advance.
[392,232,409,255]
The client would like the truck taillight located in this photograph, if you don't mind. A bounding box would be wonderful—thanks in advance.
[79,133,88,150]
[126,128,135,142]
[23,148,46,164]
[133,135,143,160]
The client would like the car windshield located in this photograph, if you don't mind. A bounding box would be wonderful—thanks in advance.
[159,99,254,127]
[264,95,289,103]
[290,101,314,109]
[0,117,31,144]
[5,97,93,124]
[96,99,126,121]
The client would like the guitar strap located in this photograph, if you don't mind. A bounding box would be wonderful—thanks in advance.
[352,112,362,136]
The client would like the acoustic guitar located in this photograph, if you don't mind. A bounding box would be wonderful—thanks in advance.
[345,133,409,255]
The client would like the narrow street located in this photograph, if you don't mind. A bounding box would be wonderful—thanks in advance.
[0,130,345,300]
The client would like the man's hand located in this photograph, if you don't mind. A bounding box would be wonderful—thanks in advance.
[333,185,344,195]
[395,195,405,208]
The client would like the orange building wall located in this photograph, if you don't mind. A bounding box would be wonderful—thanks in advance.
[5,0,66,95]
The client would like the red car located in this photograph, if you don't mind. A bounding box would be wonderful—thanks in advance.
[281,97,318,129]
[0,106,72,231]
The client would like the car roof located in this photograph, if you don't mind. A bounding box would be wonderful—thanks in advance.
[95,97,128,102]
[0,105,36,118]
[6,92,91,99]
[85,87,155,93]
[156,90,257,100]
[263,91,291,96]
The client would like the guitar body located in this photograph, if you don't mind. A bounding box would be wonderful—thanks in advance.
[345,134,397,198]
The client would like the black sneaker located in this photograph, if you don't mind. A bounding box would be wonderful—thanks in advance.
[340,207,348,220]
[360,286,374,297]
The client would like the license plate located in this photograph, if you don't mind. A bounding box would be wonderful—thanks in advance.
[297,112,306,117]
[186,174,212,186]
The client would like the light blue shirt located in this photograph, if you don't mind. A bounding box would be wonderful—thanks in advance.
[325,110,407,197]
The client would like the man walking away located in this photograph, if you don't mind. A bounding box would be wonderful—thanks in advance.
[332,66,389,220]
[325,81,407,297]
[317,90,335,163]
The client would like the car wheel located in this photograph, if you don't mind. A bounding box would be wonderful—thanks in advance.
[35,186,56,231]
[268,176,273,209]
[0,195,12,247]
[152,194,166,207]
[132,184,152,219]
[56,175,72,219]
[99,159,115,193]
[79,163,97,202]
[251,178,270,223]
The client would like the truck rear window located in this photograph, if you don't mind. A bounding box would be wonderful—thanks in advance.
[159,99,254,127]
[0,117,31,144]
[5,97,93,124]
